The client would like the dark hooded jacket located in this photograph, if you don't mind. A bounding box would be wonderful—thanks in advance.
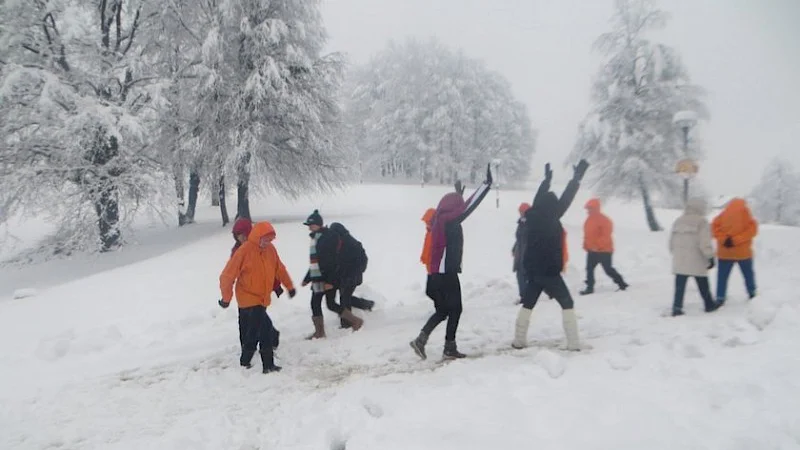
[524,178,580,277]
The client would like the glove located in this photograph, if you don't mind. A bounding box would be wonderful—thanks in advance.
[454,180,466,196]
[274,286,284,297]
[288,289,296,299]
[218,299,230,309]
[707,258,715,270]
[486,163,493,185]
[573,159,590,182]
[724,237,734,248]
[544,163,553,182]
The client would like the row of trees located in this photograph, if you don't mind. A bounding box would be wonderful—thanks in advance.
[568,0,710,231]
[750,158,800,226]
[0,0,348,252]
[344,39,536,186]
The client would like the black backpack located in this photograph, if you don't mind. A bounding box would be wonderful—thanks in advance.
[329,222,368,274]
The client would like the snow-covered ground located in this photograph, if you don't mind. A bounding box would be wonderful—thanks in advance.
[1,183,799,450]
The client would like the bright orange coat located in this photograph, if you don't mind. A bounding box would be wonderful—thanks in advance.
[712,198,758,260]
[583,198,614,253]
[420,208,436,272]
[220,222,295,308]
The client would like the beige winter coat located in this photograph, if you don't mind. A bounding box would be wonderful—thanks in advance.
[669,198,715,277]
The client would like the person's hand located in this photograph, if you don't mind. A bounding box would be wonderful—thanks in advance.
[218,299,230,309]
[573,159,590,182]
[544,163,553,182]
[302,280,309,287]
[724,237,734,248]
[454,180,466,196]
[707,258,715,270]
[288,289,297,299]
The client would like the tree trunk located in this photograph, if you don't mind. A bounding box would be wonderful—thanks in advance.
[185,171,200,223]
[88,133,123,251]
[236,153,251,220]
[219,175,230,226]
[175,170,187,226]
[639,176,662,232]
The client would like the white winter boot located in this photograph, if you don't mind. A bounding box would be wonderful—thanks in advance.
[562,309,581,351]
[512,307,533,349]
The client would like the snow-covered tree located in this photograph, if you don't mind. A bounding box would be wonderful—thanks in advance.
[568,0,709,231]
[750,158,800,226]
[345,38,535,186]
[194,0,347,220]
[0,0,170,252]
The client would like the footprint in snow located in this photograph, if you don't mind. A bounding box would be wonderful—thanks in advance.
[535,349,565,378]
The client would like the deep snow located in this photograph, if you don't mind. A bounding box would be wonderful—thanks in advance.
[1,183,799,450]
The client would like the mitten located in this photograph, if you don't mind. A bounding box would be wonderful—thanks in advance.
[544,163,553,182]
[288,289,297,299]
[218,299,230,309]
[707,258,715,270]
[724,237,734,248]
[573,159,590,182]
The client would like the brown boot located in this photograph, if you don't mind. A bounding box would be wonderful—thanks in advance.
[306,316,326,340]
[339,309,364,331]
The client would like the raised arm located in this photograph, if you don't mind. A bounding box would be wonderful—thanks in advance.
[532,164,553,207]
[454,164,493,224]
[556,159,589,218]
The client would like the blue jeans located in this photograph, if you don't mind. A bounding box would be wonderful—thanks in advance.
[716,259,756,301]
[673,275,715,313]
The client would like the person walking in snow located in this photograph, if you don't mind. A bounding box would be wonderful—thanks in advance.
[580,198,628,295]
[712,198,758,304]
[302,210,366,339]
[410,164,493,360]
[668,198,721,316]
[230,217,284,350]
[512,160,589,351]
[219,221,296,373]
[328,222,376,329]
[512,202,531,304]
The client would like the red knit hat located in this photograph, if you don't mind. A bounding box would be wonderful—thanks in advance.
[518,202,531,214]
[232,218,252,236]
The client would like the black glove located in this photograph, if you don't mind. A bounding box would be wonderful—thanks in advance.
[724,237,734,248]
[454,180,466,196]
[486,163,493,185]
[274,286,284,297]
[218,299,230,309]
[573,159,590,182]
[707,258,715,270]
[288,289,296,299]
[544,163,553,182]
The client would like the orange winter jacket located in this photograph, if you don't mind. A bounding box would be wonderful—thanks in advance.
[420,208,436,272]
[583,199,614,253]
[712,198,758,260]
[220,222,295,308]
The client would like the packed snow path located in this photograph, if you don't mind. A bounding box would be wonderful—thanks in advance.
[1,184,799,449]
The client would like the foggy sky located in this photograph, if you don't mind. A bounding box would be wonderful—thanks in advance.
[322,0,800,196]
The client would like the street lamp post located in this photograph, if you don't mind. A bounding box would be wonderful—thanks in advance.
[419,156,426,188]
[672,110,699,204]
[492,158,502,208]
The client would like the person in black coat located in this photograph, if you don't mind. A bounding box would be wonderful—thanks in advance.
[328,222,376,329]
[512,202,531,304]
[512,160,589,351]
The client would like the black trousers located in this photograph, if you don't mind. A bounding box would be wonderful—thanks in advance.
[421,273,463,341]
[522,275,575,310]
[338,283,374,311]
[238,305,275,368]
[673,275,715,312]
[310,290,343,317]
[586,252,626,288]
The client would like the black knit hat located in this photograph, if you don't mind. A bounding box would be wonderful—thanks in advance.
[303,209,323,226]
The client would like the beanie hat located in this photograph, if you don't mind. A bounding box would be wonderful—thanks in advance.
[518,202,531,215]
[303,209,324,227]
[232,218,252,236]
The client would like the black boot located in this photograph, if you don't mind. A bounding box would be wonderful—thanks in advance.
[617,281,629,291]
[409,331,429,360]
[240,349,255,368]
[443,340,466,359]
[579,286,594,296]
[260,349,282,374]
[272,328,280,350]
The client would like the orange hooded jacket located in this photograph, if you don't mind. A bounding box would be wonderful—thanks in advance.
[583,198,614,253]
[420,208,436,272]
[712,198,758,260]
[220,222,295,308]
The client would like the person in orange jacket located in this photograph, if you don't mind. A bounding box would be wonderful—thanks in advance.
[219,221,296,373]
[712,198,758,303]
[580,198,628,295]
[420,208,436,273]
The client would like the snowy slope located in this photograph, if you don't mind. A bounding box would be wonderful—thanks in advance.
[1,183,799,450]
